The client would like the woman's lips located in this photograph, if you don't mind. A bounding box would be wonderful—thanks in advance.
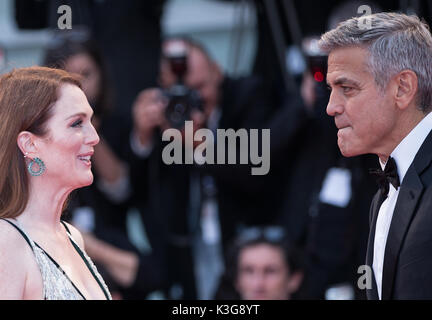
[77,151,93,166]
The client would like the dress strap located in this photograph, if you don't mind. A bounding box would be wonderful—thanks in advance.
[61,220,72,235]
[60,220,111,300]
[0,218,34,251]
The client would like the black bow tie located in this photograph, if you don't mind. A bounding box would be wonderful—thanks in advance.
[369,156,400,197]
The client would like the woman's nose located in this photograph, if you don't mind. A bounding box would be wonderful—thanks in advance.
[86,123,100,146]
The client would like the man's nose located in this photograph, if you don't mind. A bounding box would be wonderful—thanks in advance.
[250,272,266,288]
[326,91,344,116]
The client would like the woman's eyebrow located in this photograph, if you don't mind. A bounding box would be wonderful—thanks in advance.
[65,111,94,120]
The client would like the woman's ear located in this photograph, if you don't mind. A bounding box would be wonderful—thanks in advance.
[17,131,37,158]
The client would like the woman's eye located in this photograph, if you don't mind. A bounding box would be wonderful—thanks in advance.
[71,119,83,127]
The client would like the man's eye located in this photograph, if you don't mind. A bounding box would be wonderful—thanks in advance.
[240,267,255,275]
[342,86,353,93]
[264,267,278,275]
[71,119,83,127]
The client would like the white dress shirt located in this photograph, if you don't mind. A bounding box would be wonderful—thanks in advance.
[373,111,432,299]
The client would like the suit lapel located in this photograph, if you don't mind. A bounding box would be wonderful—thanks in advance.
[366,191,383,266]
[381,131,432,299]
[365,190,385,300]
[381,170,423,299]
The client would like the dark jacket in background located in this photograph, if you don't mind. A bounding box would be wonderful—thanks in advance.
[128,75,281,298]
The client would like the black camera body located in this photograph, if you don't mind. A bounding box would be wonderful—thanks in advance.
[302,36,329,105]
[163,84,203,129]
[163,43,203,129]
[302,36,328,84]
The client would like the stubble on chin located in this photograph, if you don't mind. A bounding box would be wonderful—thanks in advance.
[338,138,353,157]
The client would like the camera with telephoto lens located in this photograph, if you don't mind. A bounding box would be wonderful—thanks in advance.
[302,36,329,104]
[302,36,328,84]
[162,41,203,129]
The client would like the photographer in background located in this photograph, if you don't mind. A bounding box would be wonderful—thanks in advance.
[129,37,280,299]
[15,0,165,126]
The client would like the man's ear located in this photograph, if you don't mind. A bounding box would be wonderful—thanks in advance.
[17,131,38,158]
[286,271,303,295]
[211,62,223,84]
[394,69,418,110]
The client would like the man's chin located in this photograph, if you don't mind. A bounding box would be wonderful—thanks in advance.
[338,142,361,158]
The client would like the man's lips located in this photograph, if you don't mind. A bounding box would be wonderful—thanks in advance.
[335,120,350,130]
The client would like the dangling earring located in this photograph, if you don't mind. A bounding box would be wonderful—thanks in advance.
[27,157,46,176]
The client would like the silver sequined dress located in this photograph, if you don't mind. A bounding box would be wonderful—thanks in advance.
[2,218,112,300]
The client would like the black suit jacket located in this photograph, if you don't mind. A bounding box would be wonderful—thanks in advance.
[366,130,432,299]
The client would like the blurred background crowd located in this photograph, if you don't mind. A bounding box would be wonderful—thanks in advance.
[2,0,432,300]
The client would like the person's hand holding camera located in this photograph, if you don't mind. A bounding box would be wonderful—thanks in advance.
[132,88,169,147]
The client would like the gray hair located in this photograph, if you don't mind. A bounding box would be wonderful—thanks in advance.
[319,12,432,112]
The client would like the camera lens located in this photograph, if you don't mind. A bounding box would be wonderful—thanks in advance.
[175,103,186,114]
[164,85,203,129]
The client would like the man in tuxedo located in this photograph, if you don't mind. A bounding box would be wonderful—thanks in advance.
[319,12,432,299]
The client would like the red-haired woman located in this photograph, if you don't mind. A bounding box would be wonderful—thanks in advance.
[0,66,111,300]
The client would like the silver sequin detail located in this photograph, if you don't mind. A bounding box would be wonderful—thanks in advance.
[9,220,112,300]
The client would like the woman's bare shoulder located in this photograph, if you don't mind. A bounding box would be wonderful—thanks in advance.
[0,218,33,253]
[63,221,85,249]
[0,219,34,299]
